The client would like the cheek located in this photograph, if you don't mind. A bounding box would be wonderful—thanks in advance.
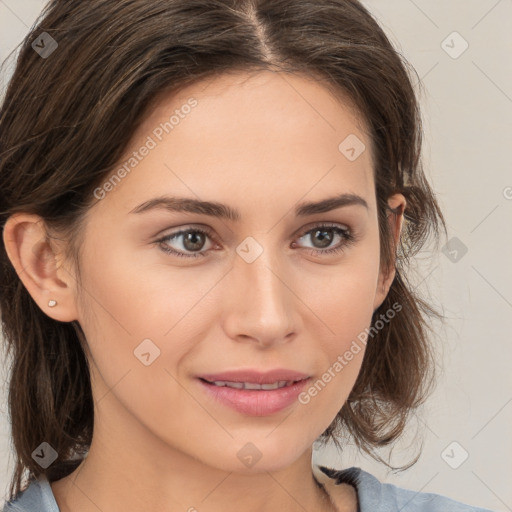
[77,226,209,340]
[295,269,376,422]
[297,242,381,338]
[74,228,230,411]
[294,240,380,399]
[74,244,202,440]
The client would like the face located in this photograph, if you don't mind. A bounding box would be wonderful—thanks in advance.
[7,70,404,474]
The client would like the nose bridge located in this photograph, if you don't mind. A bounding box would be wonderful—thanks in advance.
[223,236,297,344]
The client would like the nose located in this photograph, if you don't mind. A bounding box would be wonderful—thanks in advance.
[221,244,298,348]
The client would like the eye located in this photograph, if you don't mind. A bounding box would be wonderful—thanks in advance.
[155,226,215,259]
[293,223,355,257]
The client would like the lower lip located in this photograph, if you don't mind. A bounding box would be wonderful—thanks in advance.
[198,378,311,416]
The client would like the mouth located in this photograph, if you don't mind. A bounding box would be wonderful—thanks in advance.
[197,375,311,416]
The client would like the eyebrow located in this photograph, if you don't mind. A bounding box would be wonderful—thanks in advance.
[129,193,368,220]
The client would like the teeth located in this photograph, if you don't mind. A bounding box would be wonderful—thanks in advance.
[244,382,263,390]
[210,380,293,390]
[261,382,285,390]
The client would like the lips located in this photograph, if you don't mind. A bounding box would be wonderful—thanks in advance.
[197,369,311,416]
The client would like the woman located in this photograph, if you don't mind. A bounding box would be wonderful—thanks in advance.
[0,1,494,511]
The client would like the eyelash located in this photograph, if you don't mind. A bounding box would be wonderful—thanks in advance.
[155,223,355,259]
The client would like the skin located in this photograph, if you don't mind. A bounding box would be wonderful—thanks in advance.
[4,70,405,512]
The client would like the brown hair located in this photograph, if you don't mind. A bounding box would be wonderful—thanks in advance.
[0,0,446,500]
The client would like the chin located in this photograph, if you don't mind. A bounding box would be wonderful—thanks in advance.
[214,434,314,474]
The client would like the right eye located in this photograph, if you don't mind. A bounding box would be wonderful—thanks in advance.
[155,226,217,259]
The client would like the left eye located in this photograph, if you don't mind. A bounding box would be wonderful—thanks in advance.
[294,224,354,256]
[155,224,354,259]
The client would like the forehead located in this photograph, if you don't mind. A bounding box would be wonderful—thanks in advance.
[93,70,375,219]
[148,69,370,153]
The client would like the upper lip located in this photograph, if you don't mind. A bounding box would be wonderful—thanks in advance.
[198,369,310,384]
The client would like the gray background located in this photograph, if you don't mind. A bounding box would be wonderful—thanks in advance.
[1,1,511,510]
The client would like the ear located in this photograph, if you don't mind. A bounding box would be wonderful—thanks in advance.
[2,213,79,322]
[372,193,406,312]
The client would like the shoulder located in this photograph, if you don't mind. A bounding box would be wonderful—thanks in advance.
[2,475,59,512]
[314,464,496,512]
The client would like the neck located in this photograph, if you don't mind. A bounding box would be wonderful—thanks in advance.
[50,397,339,512]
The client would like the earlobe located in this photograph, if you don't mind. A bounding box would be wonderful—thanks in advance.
[2,213,79,322]
[373,193,407,312]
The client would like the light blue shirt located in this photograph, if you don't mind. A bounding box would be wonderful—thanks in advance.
[2,465,495,511]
